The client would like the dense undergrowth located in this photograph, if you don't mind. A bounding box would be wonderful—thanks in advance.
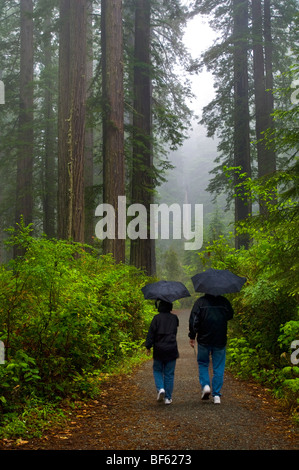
[0,175,298,441]
[0,222,155,439]
[197,172,299,424]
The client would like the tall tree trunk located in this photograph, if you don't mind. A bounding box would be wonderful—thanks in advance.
[252,0,276,213]
[263,0,276,174]
[58,0,87,243]
[15,0,34,228]
[233,0,251,249]
[84,0,95,246]
[57,0,70,240]
[252,0,268,171]
[101,0,125,263]
[264,0,275,128]
[130,0,155,275]
[43,19,56,238]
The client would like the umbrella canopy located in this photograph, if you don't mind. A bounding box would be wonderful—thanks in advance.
[141,280,191,303]
[191,268,246,296]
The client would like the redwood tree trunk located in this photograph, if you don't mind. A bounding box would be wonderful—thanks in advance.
[264,0,275,128]
[263,0,276,176]
[130,0,155,275]
[233,0,251,249]
[252,0,268,172]
[252,0,276,213]
[58,0,87,243]
[84,1,95,246]
[101,0,125,263]
[57,0,71,240]
[43,19,56,238]
[15,0,34,228]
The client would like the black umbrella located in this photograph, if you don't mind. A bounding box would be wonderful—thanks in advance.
[141,280,191,303]
[191,268,246,296]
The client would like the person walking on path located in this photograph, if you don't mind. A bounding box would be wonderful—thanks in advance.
[145,300,179,405]
[188,293,234,404]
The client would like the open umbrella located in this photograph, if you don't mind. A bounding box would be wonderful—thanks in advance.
[191,268,246,296]
[141,280,191,303]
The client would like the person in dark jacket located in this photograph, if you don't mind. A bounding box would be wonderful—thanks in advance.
[188,294,234,404]
[145,300,179,405]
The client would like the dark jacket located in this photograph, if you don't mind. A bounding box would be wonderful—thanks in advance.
[146,308,179,362]
[188,294,234,348]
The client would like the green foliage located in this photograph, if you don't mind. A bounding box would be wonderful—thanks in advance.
[0,396,67,440]
[227,337,261,379]
[201,60,299,417]
[196,0,298,199]
[197,168,299,418]
[0,221,155,432]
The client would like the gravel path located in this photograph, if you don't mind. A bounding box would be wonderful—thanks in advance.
[0,310,298,453]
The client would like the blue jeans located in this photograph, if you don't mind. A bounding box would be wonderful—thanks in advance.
[153,359,176,400]
[197,344,226,397]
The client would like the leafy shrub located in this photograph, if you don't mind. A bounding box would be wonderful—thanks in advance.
[0,221,155,417]
[197,192,299,418]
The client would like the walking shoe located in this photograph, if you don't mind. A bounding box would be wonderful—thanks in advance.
[201,385,211,400]
[157,388,165,402]
[213,396,221,404]
[164,398,172,405]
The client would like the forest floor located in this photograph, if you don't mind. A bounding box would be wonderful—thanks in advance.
[0,310,298,456]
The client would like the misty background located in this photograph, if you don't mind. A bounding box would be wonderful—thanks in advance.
[155,16,233,276]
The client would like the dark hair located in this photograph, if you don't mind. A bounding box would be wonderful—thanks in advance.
[157,300,173,312]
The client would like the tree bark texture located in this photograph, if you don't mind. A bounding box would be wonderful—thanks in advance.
[57,0,70,240]
[264,0,275,129]
[252,0,276,182]
[263,0,276,178]
[233,0,251,249]
[130,0,155,275]
[16,0,34,228]
[101,0,125,263]
[58,0,87,243]
[84,1,95,246]
[43,19,56,238]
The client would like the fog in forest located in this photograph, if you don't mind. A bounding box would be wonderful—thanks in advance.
[156,16,233,264]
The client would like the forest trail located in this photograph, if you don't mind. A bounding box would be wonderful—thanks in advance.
[1,310,298,452]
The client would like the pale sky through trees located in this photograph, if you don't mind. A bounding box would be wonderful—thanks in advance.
[183,14,216,115]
